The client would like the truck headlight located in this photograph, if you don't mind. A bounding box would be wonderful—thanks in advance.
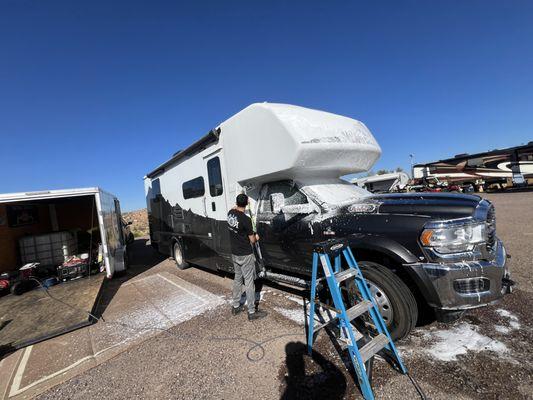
[420,221,486,254]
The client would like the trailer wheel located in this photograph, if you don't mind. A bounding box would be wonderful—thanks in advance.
[345,261,418,340]
[173,241,189,270]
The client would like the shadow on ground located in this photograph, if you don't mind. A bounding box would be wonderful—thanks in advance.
[280,341,347,400]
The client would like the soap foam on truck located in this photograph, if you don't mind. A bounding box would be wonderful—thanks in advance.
[144,103,511,339]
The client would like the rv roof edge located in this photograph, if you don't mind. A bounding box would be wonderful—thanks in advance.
[146,128,221,179]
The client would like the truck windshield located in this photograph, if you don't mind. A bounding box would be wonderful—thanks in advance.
[299,179,370,211]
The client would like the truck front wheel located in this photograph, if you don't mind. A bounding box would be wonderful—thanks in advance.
[345,261,418,341]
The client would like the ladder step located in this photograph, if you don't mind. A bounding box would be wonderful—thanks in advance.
[359,334,389,363]
[334,268,359,283]
[313,300,372,333]
[345,300,373,321]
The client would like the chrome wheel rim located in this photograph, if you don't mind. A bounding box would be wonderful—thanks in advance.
[174,244,183,266]
[366,280,393,324]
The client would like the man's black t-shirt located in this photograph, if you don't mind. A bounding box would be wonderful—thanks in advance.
[227,209,254,256]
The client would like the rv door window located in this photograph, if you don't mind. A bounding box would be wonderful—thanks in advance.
[207,157,224,197]
[182,177,205,199]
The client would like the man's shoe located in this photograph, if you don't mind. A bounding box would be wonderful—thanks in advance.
[248,310,267,321]
[232,306,243,316]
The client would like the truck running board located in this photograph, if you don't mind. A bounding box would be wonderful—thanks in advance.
[262,271,310,288]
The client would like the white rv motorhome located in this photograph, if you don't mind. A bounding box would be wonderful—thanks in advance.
[144,103,380,272]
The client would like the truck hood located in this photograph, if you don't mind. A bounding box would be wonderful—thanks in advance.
[366,192,482,220]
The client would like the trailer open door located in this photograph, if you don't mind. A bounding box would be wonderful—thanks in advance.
[95,190,126,277]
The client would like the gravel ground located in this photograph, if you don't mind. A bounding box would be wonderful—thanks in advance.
[38,192,533,399]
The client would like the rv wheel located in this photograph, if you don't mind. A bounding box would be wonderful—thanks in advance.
[173,242,189,270]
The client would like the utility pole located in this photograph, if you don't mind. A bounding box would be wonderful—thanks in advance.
[409,154,415,178]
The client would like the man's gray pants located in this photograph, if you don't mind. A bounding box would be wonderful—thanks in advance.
[232,254,256,314]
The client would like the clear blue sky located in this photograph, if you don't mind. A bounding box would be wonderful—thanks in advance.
[1,1,532,211]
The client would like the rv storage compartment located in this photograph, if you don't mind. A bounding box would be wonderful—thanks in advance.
[19,231,77,266]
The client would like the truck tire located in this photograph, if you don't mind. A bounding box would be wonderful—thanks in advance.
[173,241,189,270]
[345,261,418,341]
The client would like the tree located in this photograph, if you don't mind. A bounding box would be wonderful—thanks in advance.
[376,169,389,175]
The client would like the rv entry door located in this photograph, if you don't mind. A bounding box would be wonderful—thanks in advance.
[205,154,231,267]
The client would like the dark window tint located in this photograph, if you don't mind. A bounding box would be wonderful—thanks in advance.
[182,177,205,199]
[207,157,224,197]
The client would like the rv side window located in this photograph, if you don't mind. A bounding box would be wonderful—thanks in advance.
[207,157,223,197]
[182,177,205,199]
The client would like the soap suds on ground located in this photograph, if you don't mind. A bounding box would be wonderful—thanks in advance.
[422,323,508,362]
[495,308,521,330]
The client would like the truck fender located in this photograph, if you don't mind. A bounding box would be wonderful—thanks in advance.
[346,234,419,264]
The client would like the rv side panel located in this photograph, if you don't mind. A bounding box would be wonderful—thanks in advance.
[145,143,233,270]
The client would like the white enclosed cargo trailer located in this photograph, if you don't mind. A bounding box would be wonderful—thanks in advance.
[0,187,127,278]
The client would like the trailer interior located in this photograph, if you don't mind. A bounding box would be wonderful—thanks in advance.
[0,195,106,355]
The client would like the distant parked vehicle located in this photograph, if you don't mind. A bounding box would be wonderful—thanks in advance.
[413,142,533,191]
[350,172,409,193]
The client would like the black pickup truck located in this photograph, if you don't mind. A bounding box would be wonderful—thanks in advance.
[249,179,512,339]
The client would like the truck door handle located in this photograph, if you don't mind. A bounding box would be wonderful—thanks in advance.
[211,202,216,211]
[258,221,271,225]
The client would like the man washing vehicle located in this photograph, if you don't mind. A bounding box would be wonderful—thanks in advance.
[228,194,267,320]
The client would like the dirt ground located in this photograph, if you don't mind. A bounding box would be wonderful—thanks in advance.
[122,209,149,237]
[24,192,533,399]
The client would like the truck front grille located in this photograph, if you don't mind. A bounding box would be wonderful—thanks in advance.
[454,277,490,294]
[486,205,496,252]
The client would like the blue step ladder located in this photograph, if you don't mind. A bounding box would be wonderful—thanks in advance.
[307,239,407,400]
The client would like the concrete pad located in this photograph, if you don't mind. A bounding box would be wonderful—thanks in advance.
[0,271,224,400]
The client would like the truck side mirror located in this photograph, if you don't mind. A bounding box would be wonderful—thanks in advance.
[270,193,285,214]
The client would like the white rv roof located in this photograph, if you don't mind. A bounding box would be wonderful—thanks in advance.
[220,103,381,183]
[0,187,104,203]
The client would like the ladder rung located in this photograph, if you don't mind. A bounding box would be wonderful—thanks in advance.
[346,300,373,321]
[335,269,358,283]
[359,334,389,363]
